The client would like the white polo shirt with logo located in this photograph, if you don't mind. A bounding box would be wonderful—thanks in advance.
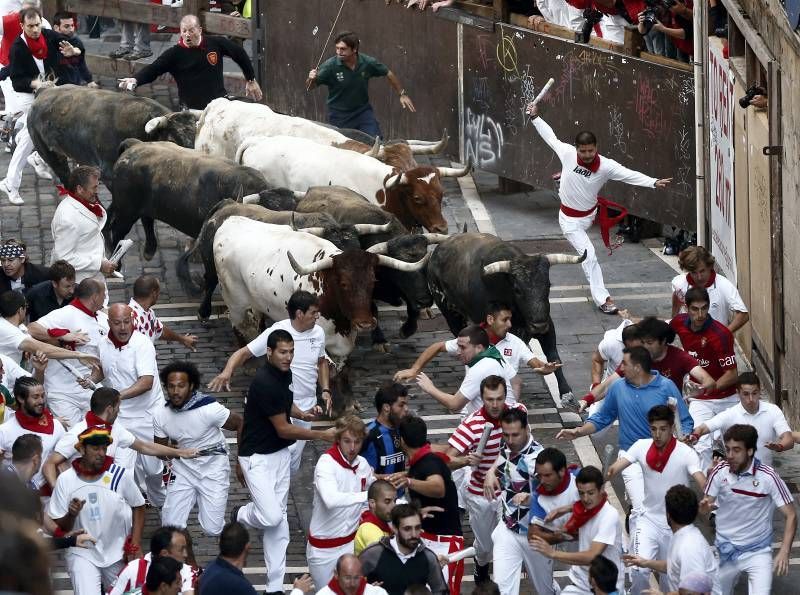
[704,401,791,467]
[671,273,748,325]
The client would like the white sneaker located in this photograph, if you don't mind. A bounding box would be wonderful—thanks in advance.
[0,179,23,205]
[26,152,53,180]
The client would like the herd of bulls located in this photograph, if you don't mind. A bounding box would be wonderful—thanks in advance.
[30,84,586,401]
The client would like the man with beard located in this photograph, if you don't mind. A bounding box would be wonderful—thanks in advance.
[307,415,375,589]
[154,361,242,543]
[361,382,409,477]
[0,347,39,421]
[47,426,146,595]
[0,377,65,495]
[359,504,448,595]
[316,554,387,595]
[0,240,47,294]
[25,260,76,322]
[701,424,796,594]
[355,479,396,556]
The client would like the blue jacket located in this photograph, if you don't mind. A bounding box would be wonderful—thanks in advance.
[587,371,693,450]
[199,557,257,595]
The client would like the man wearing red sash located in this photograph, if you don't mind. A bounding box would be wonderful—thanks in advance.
[530,466,624,594]
[607,405,706,594]
[315,554,387,595]
[307,415,375,590]
[526,102,672,314]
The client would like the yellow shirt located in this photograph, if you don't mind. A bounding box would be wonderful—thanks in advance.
[354,522,390,556]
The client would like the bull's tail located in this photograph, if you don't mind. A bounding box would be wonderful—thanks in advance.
[117,138,142,158]
[234,137,257,165]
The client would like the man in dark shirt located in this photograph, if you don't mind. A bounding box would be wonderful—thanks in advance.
[199,521,258,595]
[0,240,48,295]
[361,382,408,475]
[24,260,74,322]
[119,14,262,109]
[51,11,95,87]
[234,328,334,595]
[393,415,463,594]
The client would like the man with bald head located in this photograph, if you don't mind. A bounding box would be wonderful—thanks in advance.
[87,302,165,505]
[119,13,262,109]
[315,554,388,595]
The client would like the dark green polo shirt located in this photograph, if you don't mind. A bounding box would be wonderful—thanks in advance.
[316,53,389,112]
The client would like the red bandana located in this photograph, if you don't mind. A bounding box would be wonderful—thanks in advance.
[645,436,677,472]
[687,270,717,289]
[479,322,501,345]
[326,577,367,595]
[24,32,48,60]
[178,36,206,50]
[71,455,114,476]
[563,493,607,535]
[326,445,359,473]
[85,410,112,430]
[69,297,97,319]
[58,186,105,218]
[536,466,574,495]
[360,510,392,534]
[15,407,55,434]
[577,153,601,173]
[109,331,131,351]
[408,443,451,468]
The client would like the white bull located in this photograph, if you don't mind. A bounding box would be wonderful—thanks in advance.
[213,216,429,365]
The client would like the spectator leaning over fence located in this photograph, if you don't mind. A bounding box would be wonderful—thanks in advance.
[637,0,694,62]
[306,31,416,138]
[108,13,152,61]
[52,11,96,87]
[119,14,262,109]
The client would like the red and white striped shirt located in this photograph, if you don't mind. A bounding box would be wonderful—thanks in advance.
[448,403,527,496]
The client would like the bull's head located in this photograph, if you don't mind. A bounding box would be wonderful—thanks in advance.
[482,250,587,335]
[287,248,430,333]
[144,111,199,148]
[291,214,391,251]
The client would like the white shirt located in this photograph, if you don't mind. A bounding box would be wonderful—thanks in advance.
[50,196,108,283]
[0,352,31,391]
[533,117,657,212]
[248,319,326,410]
[705,401,791,467]
[110,552,197,595]
[597,319,633,378]
[569,501,624,593]
[458,357,517,417]
[48,464,145,568]
[535,0,584,29]
[622,439,701,528]
[309,450,374,541]
[153,398,231,481]
[54,418,137,466]
[666,524,720,592]
[705,459,793,548]
[0,317,27,360]
[0,412,65,488]
[316,585,387,595]
[97,331,160,439]
[534,473,580,531]
[446,332,534,377]
[128,298,164,342]
[671,273,747,326]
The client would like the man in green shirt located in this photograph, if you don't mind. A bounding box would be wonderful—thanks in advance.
[306,31,416,138]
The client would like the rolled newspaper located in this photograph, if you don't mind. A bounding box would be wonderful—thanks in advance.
[602,443,616,474]
[109,239,135,279]
[532,78,555,106]
[667,396,684,440]
[58,360,96,390]
[474,422,493,458]
[445,546,476,564]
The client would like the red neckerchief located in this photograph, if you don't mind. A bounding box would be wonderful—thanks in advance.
[15,407,55,434]
[360,510,392,534]
[326,577,367,595]
[71,455,114,476]
[178,36,206,50]
[479,322,501,345]
[478,406,502,428]
[85,410,112,430]
[537,467,572,495]
[407,443,451,468]
[109,331,131,351]
[687,270,717,289]
[645,436,678,472]
[326,445,359,473]
[577,153,601,173]
[58,186,105,218]
[69,297,97,319]
[563,493,607,535]
[24,32,48,60]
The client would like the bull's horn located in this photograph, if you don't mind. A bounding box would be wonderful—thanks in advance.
[437,158,472,178]
[354,222,392,235]
[483,260,511,275]
[297,226,326,237]
[410,129,449,155]
[287,251,335,275]
[386,172,408,188]
[421,233,450,244]
[144,116,168,135]
[366,137,381,158]
[290,212,297,231]
[366,241,389,254]
[242,193,260,204]
[184,109,204,118]
[546,250,588,265]
[377,251,431,272]
[292,190,307,199]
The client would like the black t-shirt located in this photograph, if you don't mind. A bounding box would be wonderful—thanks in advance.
[238,363,295,456]
[25,281,69,323]
[408,452,462,536]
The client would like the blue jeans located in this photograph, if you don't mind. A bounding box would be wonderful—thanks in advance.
[328,104,382,138]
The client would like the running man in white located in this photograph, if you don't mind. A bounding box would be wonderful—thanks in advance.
[210,290,330,474]
[607,404,706,594]
[525,102,672,314]
[702,424,796,594]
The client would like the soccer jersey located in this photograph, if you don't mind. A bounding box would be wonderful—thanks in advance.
[705,401,791,467]
[361,420,404,475]
[128,298,164,342]
[48,464,145,568]
[494,436,545,533]
[671,271,747,326]
[0,412,65,488]
[670,314,736,399]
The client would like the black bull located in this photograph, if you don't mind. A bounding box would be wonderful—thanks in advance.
[426,233,586,397]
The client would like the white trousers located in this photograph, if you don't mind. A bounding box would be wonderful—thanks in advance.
[66,553,123,595]
[689,396,739,469]
[559,209,609,306]
[47,393,90,427]
[5,108,34,191]
[118,416,166,507]
[619,451,645,540]
[237,449,291,593]
[161,465,228,536]
[719,549,772,595]
[630,516,671,594]
[492,523,560,595]
[465,489,500,565]
[288,418,311,475]
[0,77,28,116]
[306,541,353,592]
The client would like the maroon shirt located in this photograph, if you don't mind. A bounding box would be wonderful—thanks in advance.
[669,314,736,399]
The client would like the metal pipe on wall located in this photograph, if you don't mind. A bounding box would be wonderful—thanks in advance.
[694,0,706,244]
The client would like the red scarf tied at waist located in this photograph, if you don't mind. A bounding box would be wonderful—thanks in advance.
[327,577,367,595]
[560,196,628,255]
[360,510,392,534]
[645,436,677,472]
[57,185,105,218]
[15,407,55,434]
[563,493,607,535]
[24,32,48,61]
